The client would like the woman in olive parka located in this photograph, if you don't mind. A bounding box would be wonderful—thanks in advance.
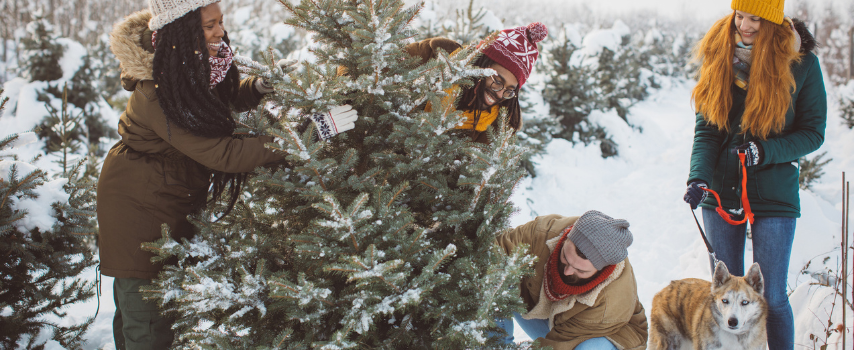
[682,0,826,348]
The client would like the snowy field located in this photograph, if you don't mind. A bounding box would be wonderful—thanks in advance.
[508,77,854,346]
[46,76,851,349]
[4,1,852,347]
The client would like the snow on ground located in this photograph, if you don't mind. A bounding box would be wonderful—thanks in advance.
[509,77,853,347]
[26,74,842,348]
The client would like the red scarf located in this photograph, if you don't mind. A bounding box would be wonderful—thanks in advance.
[151,30,233,89]
[543,226,616,302]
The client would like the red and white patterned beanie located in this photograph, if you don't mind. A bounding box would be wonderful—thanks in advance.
[482,22,548,88]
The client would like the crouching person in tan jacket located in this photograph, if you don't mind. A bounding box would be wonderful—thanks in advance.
[495,211,648,349]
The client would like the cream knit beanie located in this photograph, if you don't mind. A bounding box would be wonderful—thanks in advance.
[148,0,221,30]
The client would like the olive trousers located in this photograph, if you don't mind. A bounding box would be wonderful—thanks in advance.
[112,278,175,350]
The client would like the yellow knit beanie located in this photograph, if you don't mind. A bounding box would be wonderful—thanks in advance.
[731,0,785,24]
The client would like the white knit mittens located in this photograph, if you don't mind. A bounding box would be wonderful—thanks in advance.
[310,105,359,140]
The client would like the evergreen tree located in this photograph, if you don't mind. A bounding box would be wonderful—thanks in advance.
[42,84,85,175]
[414,0,492,44]
[441,0,492,44]
[594,37,652,121]
[19,12,64,82]
[90,34,126,104]
[541,26,618,157]
[815,6,852,85]
[841,81,854,129]
[542,21,664,158]
[517,87,558,178]
[0,88,98,350]
[144,0,534,348]
[632,20,700,80]
[41,56,116,157]
[17,13,116,161]
[799,151,832,190]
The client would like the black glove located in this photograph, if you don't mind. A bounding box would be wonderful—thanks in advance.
[255,77,275,94]
[732,141,763,166]
[254,59,298,94]
[683,181,708,210]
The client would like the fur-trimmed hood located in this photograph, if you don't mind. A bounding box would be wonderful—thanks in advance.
[792,18,817,53]
[110,10,155,87]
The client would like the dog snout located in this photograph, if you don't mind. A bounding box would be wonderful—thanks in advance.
[728,317,738,328]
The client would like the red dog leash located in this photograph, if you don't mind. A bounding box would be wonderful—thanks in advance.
[702,152,755,225]
[689,151,755,264]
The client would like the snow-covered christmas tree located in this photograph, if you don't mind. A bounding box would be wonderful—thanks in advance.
[541,25,603,150]
[144,0,535,348]
[5,12,116,163]
[0,88,99,350]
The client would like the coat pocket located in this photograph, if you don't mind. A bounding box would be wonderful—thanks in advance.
[752,162,799,209]
[156,157,210,207]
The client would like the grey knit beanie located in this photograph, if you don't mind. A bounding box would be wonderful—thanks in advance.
[148,0,221,30]
[568,210,633,270]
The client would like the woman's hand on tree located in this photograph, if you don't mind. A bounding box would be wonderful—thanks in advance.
[310,105,359,140]
[255,59,298,94]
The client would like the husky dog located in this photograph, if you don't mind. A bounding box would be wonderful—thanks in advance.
[649,261,767,350]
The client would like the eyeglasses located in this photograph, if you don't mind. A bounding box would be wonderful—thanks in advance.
[487,75,517,99]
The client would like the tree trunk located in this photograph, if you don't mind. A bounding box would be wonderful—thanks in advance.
[848,26,853,81]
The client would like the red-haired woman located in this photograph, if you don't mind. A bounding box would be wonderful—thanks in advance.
[682,0,826,348]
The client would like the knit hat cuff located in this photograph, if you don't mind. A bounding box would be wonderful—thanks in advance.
[568,229,608,271]
[149,0,220,30]
[731,0,784,24]
[483,49,527,87]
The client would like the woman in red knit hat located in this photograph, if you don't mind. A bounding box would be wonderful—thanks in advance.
[404,22,548,143]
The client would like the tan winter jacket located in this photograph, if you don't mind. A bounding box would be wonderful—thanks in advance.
[97,10,283,279]
[495,214,648,349]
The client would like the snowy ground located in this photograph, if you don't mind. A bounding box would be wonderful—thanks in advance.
[508,77,854,347]
[40,77,853,349]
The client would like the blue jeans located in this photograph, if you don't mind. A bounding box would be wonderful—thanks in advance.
[703,208,796,350]
[496,312,617,349]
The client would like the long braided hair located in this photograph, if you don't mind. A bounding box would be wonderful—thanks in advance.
[456,55,522,133]
[152,8,246,219]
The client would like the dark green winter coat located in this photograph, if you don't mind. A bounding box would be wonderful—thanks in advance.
[98,10,283,279]
[687,22,826,218]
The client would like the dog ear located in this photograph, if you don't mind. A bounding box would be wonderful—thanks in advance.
[745,262,765,295]
[712,261,731,289]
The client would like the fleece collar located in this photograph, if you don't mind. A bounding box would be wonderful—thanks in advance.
[110,10,155,82]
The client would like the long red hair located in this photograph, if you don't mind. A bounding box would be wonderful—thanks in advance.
[691,12,801,140]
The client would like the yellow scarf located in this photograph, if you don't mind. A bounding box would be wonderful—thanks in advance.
[425,87,501,132]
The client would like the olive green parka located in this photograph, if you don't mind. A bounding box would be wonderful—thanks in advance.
[97,10,283,279]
